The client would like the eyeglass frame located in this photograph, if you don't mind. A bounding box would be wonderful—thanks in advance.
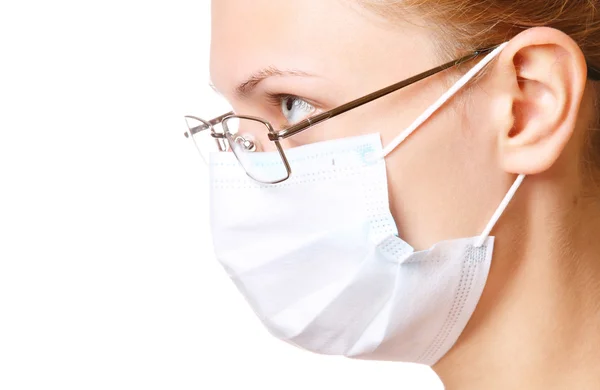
[185,45,600,184]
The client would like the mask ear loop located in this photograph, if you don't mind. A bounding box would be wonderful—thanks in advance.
[369,41,523,247]
[475,174,526,247]
[374,42,510,160]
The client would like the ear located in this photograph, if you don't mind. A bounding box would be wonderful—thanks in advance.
[491,27,588,175]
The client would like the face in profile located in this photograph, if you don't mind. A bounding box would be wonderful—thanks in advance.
[203,0,600,387]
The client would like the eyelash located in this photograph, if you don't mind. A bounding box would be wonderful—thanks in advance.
[265,92,317,126]
[265,92,296,108]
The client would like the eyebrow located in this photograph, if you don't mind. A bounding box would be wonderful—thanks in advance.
[234,67,313,97]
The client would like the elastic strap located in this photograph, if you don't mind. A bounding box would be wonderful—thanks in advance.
[475,174,526,247]
[377,42,509,159]
[374,41,525,245]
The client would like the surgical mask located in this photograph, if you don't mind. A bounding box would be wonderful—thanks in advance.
[208,43,524,365]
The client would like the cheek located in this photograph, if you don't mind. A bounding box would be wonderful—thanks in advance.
[382,101,502,250]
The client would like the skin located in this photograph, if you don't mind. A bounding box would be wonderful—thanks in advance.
[210,0,600,389]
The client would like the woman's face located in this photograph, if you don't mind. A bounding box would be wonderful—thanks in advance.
[210,0,516,250]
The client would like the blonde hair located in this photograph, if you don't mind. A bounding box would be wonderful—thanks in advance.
[362,0,600,173]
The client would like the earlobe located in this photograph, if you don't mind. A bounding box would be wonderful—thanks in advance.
[494,27,588,175]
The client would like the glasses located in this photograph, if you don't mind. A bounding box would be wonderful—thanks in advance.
[185,46,600,184]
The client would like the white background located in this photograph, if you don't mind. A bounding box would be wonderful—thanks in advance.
[0,1,443,389]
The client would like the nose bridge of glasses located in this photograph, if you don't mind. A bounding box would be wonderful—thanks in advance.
[184,116,211,138]
[184,112,235,138]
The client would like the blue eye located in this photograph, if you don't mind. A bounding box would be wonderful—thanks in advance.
[280,95,316,125]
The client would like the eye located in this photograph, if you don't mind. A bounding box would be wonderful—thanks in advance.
[279,95,316,125]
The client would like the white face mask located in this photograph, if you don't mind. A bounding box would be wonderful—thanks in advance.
[208,43,525,366]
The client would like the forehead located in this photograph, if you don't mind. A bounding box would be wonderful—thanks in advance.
[209,0,421,96]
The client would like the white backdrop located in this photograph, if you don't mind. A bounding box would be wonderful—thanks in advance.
[0,1,443,389]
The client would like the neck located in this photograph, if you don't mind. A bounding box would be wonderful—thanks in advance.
[433,174,600,390]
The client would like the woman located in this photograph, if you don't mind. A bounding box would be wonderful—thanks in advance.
[185,1,600,388]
